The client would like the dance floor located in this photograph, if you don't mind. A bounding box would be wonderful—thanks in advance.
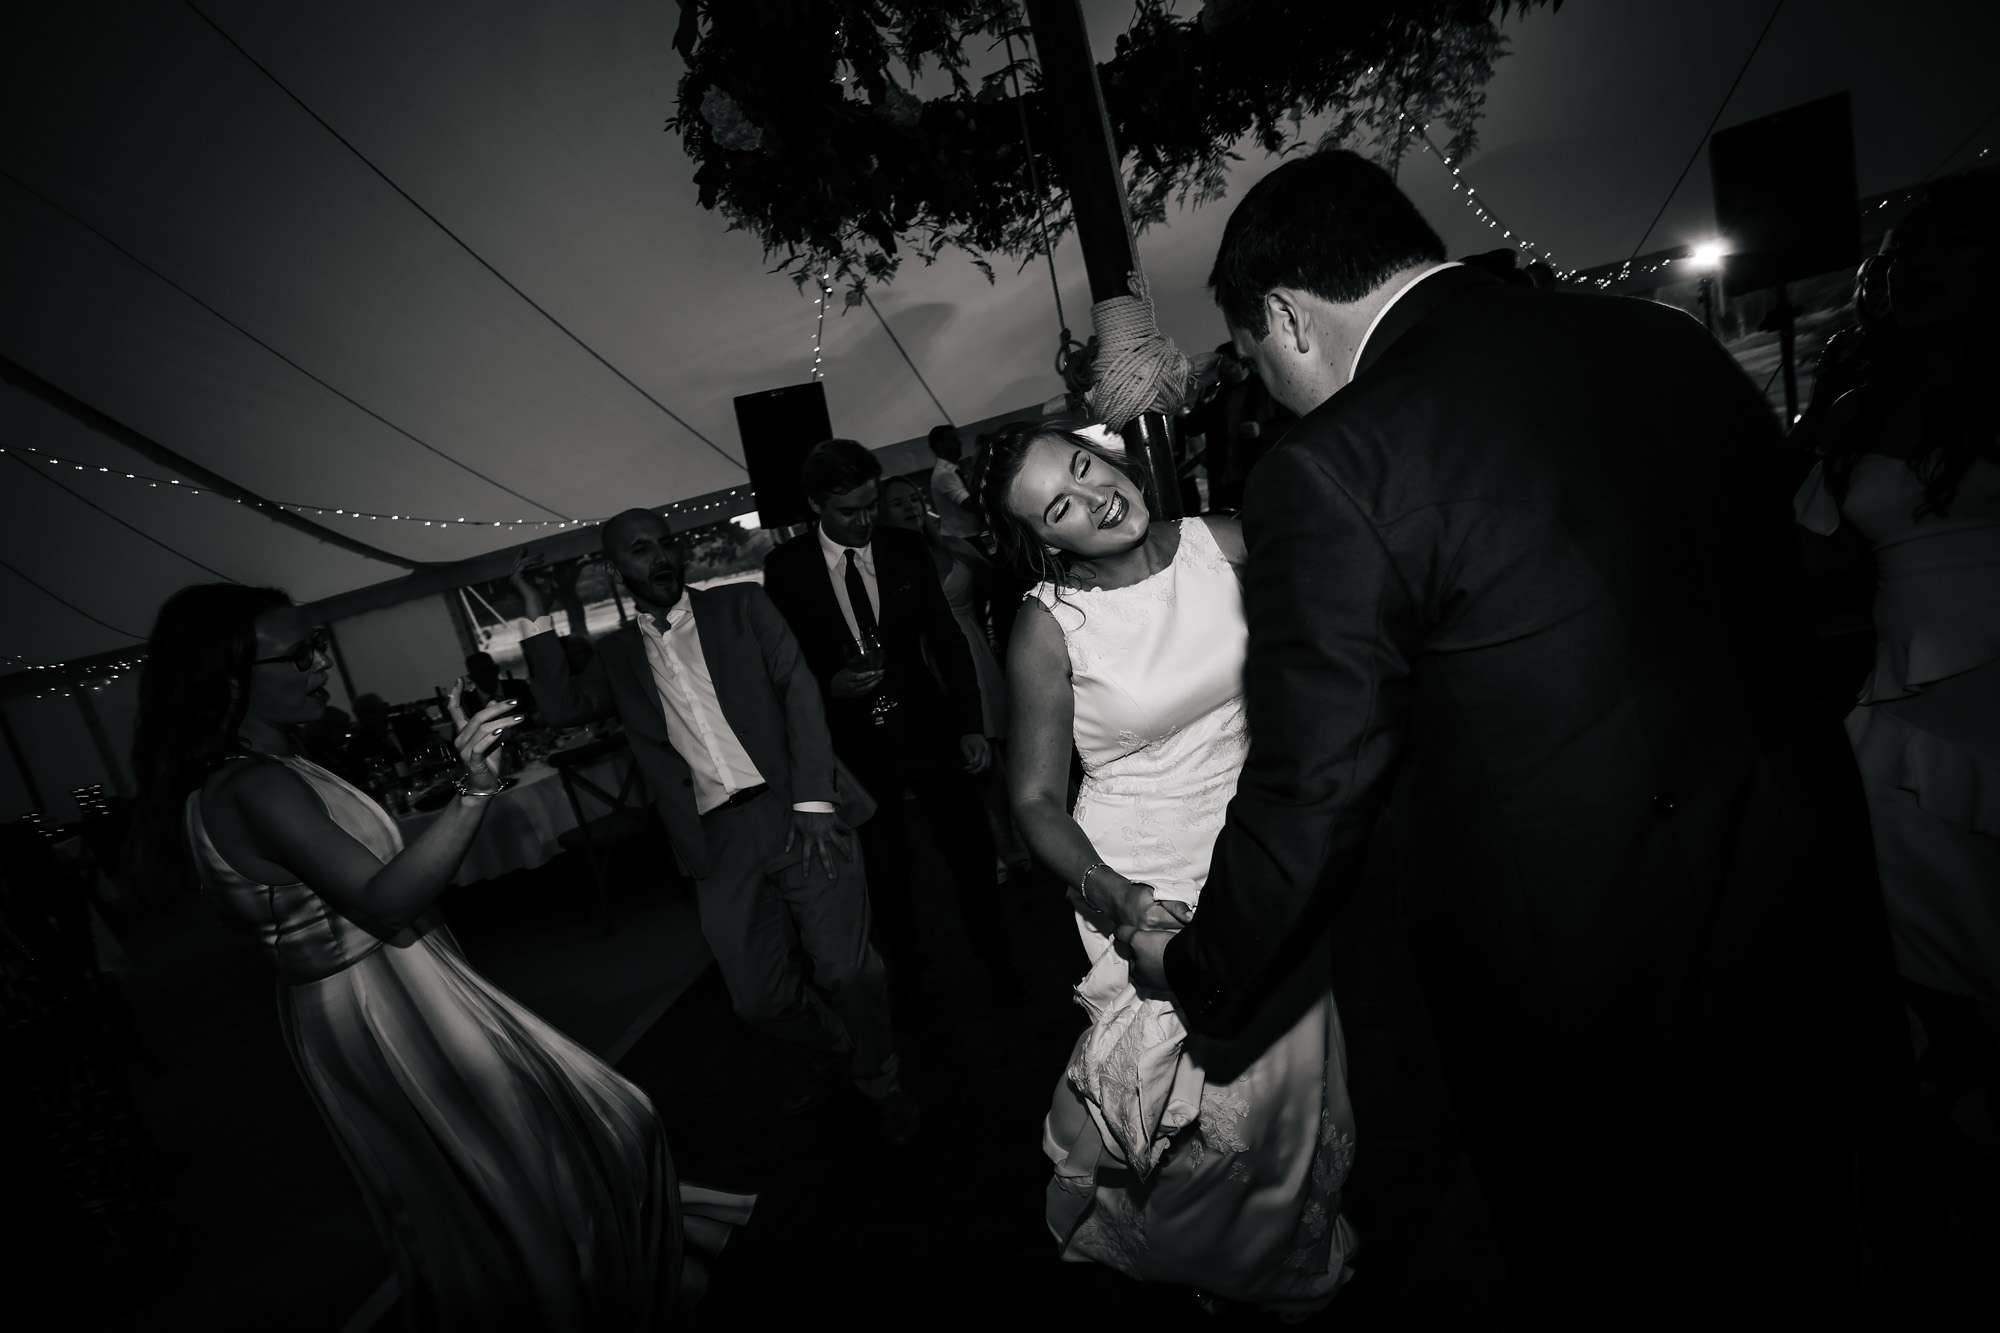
[60,802,1998,1329]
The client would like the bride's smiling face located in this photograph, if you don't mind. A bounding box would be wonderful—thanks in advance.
[1003,434,1150,560]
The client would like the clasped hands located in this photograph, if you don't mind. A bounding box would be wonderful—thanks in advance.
[1067,874,1191,994]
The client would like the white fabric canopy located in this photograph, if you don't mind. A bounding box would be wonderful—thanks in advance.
[3,0,1988,665]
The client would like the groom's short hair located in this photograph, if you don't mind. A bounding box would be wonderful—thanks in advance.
[1209,148,1446,339]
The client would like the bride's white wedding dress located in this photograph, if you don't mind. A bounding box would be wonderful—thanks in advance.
[1032,518,1356,1313]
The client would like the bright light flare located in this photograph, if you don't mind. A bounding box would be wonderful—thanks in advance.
[1688,241,1728,270]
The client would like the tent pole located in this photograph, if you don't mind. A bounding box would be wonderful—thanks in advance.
[1019,0,1182,519]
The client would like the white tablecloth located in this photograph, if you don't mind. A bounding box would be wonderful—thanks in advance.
[395,753,634,885]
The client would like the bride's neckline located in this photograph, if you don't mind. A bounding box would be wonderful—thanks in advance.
[1068,518,1186,595]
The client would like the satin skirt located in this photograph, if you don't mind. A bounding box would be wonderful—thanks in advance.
[1044,935,1356,1314]
[278,921,674,1331]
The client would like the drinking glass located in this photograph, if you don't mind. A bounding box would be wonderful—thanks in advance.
[847,633,898,726]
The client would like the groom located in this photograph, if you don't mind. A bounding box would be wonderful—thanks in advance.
[1094,151,1925,1324]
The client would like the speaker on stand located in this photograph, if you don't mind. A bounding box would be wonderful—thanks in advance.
[1709,92,1861,423]
[734,382,834,536]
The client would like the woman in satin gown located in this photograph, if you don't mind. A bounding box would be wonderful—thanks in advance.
[1793,175,2000,1098]
[973,424,1356,1317]
[130,584,748,1329]
[879,474,1032,871]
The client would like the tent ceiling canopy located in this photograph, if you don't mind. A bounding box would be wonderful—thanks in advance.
[5,0,1994,666]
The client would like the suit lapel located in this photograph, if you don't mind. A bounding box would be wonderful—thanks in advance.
[687,591,754,745]
[600,624,668,740]
[793,535,853,649]
[870,533,911,633]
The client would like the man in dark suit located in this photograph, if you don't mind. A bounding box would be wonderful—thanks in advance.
[1092,152,1927,1324]
[510,513,917,1143]
[763,439,1025,1010]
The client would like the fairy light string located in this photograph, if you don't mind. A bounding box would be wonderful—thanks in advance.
[0,444,755,531]
[811,269,833,381]
[1407,122,1682,289]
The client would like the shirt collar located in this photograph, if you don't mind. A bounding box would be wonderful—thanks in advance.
[1350,261,1462,383]
[817,524,870,566]
[638,591,692,637]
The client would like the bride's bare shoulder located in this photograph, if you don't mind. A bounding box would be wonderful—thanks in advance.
[1007,597,1072,679]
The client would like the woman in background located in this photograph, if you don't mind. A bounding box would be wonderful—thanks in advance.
[879,473,1031,875]
[1793,174,2000,1109]
[132,583,747,1329]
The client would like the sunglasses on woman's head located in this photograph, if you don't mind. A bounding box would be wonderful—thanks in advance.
[255,626,332,671]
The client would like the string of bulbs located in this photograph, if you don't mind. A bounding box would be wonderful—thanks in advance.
[812,270,833,380]
[1409,122,1681,289]
[0,444,755,532]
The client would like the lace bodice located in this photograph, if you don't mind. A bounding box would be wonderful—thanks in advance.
[1030,518,1248,905]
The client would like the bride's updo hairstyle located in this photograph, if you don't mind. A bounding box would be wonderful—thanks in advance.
[969,419,1151,591]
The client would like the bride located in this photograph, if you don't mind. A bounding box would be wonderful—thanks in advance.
[973,422,1356,1315]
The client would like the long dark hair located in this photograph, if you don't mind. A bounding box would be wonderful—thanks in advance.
[128,583,288,896]
[968,420,1151,592]
[1814,173,2000,519]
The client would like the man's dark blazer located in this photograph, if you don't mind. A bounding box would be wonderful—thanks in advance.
[520,583,874,881]
[1163,267,1899,1303]
[761,525,984,754]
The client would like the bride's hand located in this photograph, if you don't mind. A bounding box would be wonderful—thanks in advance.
[1068,876,1189,935]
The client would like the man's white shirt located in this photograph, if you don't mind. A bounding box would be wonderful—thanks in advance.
[518,604,831,815]
[930,457,980,538]
[816,524,880,647]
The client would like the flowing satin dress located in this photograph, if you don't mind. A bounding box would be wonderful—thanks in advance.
[186,755,701,1330]
[1032,519,1357,1314]
[1796,454,2000,998]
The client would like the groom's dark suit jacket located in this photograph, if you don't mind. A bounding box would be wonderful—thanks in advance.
[520,583,873,881]
[1165,267,1902,1304]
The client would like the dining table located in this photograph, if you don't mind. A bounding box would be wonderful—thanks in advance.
[392,747,634,886]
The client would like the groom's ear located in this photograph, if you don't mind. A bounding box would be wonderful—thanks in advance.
[1265,288,1311,354]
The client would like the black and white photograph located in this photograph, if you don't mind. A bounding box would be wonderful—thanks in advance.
[1,1,1995,1327]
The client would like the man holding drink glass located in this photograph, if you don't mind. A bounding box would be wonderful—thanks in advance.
[764,439,1027,1017]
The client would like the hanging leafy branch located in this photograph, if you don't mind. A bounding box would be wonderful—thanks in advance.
[667,0,1561,301]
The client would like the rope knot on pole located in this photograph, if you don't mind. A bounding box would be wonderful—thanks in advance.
[1085,271,1193,430]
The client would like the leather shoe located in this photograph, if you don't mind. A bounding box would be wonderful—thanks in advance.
[872,1089,923,1147]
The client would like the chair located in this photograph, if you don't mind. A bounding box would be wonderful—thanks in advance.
[549,734,656,927]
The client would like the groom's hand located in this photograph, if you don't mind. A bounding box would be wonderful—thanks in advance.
[1114,926,1175,995]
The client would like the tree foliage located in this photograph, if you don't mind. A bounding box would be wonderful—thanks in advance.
[668,0,1561,301]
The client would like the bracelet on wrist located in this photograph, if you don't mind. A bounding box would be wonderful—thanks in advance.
[1078,860,1110,914]
[456,775,515,800]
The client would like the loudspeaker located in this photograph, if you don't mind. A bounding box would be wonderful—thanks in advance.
[1710,92,1860,293]
[734,382,833,530]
